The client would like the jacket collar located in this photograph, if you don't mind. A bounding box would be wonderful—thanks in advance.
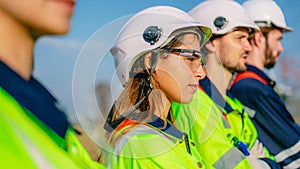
[199,77,233,113]
[246,64,276,87]
[0,61,69,138]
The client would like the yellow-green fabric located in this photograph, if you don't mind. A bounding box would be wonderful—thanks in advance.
[111,124,205,169]
[224,96,258,149]
[225,96,274,160]
[0,87,105,169]
[172,90,252,169]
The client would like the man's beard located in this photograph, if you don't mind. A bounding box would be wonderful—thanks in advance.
[264,46,277,69]
[226,64,247,73]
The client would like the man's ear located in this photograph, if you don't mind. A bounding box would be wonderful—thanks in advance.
[253,32,264,46]
[205,41,216,52]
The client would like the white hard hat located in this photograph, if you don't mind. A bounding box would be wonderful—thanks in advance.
[189,0,259,35]
[243,0,292,32]
[111,6,212,86]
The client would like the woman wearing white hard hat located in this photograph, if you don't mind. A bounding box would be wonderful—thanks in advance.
[104,5,212,168]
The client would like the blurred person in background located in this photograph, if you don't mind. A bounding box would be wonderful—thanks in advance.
[172,0,279,168]
[0,0,105,168]
[230,0,300,168]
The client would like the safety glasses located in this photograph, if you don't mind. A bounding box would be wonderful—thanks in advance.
[166,48,207,67]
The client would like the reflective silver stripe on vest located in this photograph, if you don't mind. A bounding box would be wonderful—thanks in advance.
[243,105,256,118]
[221,115,231,128]
[213,147,245,169]
[114,125,170,155]
[17,127,54,168]
[283,158,300,169]
[275,140,300,163]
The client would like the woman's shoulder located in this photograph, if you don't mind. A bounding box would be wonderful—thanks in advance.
[114,124,176,157]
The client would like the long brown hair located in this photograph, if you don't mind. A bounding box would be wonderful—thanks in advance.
[108,51,166,144]
[108,27,203,144]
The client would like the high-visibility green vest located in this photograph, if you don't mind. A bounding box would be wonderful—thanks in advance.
[110,120,205,169]
[0,87,106,169]
[224,96,273,160]
[224,96,258,148]
[172,90,252,169]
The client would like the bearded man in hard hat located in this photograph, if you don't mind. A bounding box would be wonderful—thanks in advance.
[172,0,282,168]
[229,0,300,168]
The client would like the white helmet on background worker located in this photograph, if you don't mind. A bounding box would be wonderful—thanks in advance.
[189,0,259,36]
[243,0,292,32]
[111,6,212,86]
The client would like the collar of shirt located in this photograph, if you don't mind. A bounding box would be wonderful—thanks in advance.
[199,77,233,113]
[147,115,183,139]
[246,64,276,87]
[0,61,69,138]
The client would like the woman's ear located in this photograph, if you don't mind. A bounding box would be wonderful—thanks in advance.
[144,52,152,70]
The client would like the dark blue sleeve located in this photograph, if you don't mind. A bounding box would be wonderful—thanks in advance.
[230,78,300,168]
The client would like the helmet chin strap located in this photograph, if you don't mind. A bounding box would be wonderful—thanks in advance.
[135,49,159,106]
[103,49,159,132]
[150,49,159,75]
[103,96,148,133]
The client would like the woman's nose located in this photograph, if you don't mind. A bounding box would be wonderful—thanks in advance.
[194,64,206,81]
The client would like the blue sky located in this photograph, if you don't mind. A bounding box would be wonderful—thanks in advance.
[33,0,300,123]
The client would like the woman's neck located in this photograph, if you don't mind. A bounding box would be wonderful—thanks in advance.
[0,10,35,80]
[154,93,171,121]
